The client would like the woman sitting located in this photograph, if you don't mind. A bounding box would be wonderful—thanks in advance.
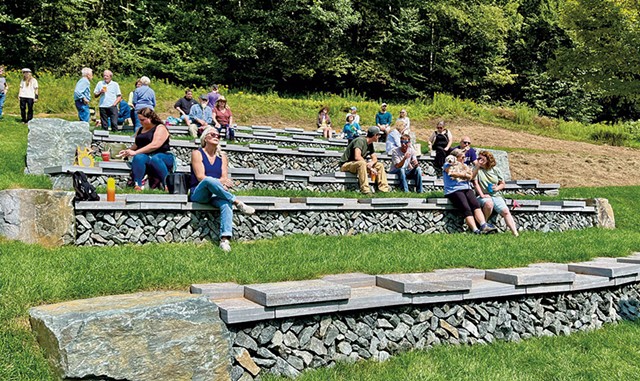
[190,126,256,252]
[118,107,174,191]
[473,150,519,236]
[317,106,333,139]
[443,149,497,234]
[343,114,361,142]
[213,95,234,139]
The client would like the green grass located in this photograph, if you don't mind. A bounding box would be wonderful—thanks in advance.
[2,79,640,380]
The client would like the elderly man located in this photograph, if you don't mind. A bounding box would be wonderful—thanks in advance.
[188,94,214,138]
[452,136,478,167]
[339,126,390,194]
[93,70,122,131]
[390,133,423,193]
[74,68,93,122]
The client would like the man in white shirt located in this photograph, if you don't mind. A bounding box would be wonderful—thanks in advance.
[93,70,122,131]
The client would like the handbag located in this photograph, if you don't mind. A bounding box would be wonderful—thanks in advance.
[166,173,189,194]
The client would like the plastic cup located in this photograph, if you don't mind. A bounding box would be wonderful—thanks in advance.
[101,152,110,161]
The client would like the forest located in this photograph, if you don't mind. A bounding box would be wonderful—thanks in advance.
[1,0,638,123]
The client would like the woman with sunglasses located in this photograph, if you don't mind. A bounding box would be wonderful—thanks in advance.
[189,127,255,252]
[428,121,452,175]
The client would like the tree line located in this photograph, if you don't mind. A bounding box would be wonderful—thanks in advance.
[1,0,638,123]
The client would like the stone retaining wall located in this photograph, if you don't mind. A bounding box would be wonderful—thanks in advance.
[225,283,640,379]
[72,195,600,246]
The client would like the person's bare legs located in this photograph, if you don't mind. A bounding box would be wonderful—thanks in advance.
[465,215,479,231]
[501,210,519,237]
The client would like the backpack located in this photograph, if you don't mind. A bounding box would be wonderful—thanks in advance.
[73,171,100,202]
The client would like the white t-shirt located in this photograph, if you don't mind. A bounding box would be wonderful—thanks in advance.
[19,78,39,99]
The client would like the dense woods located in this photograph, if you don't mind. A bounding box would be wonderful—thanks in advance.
[1,0,638,122]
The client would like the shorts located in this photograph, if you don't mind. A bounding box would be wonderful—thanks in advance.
[478,196,508,214]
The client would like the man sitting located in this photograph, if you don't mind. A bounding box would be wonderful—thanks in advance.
[188,94,213,138]
[451,136,478,167]
[174,89,198,126]
[390,133,423,193]
[339,126,390,194]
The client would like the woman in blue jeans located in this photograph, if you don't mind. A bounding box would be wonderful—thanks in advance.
[189,126,255,252]
[118,107,174,191]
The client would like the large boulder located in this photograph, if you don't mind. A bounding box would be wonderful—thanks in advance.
[0,189,75,246]
[25,118,92,175]
[29,291,232,381]
[485,149,511,181]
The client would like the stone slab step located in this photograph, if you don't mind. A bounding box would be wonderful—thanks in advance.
[568,260,640,278]
[376,273,472,294]
[244,280,351,307]
[485,267,575,286]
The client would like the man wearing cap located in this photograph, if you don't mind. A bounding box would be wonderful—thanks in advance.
[339,126,390,194]
[93,70,122,131]
[452,136,478,167]
[390,133,423,193]
[73,67,93,122]
[375,103,392,141]
[188,94,214,138]
[346,106,360,125]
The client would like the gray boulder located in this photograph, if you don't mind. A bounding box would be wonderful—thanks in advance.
[29,291,232,381]
[0,189,75,246]
[25,118,92,175]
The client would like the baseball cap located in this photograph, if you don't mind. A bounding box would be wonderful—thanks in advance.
[381,102,387,107]
[350,106,357,111]
[367,126,383,137]
[22,68,32,73]
[199,94,208,100]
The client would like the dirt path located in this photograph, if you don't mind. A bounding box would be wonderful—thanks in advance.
[414,122,640,188]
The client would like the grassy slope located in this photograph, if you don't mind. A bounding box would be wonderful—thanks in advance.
[1,87,640,379]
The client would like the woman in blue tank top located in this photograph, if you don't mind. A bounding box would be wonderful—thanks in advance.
[189,126,256,252]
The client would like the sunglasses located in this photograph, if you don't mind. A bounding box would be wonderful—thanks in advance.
[462,141,471,144]
[208,133,220,138]
[401,140,411,144]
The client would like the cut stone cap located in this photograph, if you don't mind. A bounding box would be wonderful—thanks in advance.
[376,273,472,294]
[244,280,351,307]
[568,260,640,278]
[322,273,376,288]
[485,267,575,286]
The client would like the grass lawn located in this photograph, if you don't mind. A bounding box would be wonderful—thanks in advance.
[1,110,640,379]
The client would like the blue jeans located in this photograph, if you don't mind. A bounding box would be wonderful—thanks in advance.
[0,92,5,118]
[190,177,236,237]
[75,99,90,122]
[133,111,141,133]
[390,166,423,193]
[130,152,175,187]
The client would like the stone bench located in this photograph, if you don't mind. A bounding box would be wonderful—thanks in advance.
[71,194,606,246]
[29,253,640,381]
[92,131,513,180]
[46,163,554,195]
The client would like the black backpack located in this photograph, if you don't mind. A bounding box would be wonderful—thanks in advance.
[73,171,100,202]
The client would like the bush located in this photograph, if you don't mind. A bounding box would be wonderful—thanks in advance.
[589,129,630,146]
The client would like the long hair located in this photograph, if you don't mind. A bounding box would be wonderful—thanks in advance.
[478,150,497,170]
[137,107,163,126]
[23,71,33,86]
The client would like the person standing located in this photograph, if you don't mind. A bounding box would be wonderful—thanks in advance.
[207,84,220,109]
[73,67,93,122]
[132,76,156,132]
[429,121,453,174]
[94,70,122,131]
[18,68,39,123]
[0,66,7,120]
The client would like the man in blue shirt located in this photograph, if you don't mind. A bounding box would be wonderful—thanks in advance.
[375,103,392,142]
[451,136,478,167]
[188,95,214,137]
[93,70,122,131]
[73,67,93,122]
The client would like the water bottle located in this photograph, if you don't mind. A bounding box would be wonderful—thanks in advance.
[487,183,493,194]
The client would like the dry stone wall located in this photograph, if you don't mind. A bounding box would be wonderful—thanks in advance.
[226,283,640,380]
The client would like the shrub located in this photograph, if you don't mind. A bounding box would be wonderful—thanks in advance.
[589,129,630,146]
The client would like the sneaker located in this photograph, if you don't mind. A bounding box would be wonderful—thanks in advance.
[235,201,255,215]
[219,239,231,252]
[481,223,498,234]
[473,229,482,235]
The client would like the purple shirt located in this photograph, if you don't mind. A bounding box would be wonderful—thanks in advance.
[207,91,220,109]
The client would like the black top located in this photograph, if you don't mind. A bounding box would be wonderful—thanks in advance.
[174,97,197,113]
[135,125,170,153]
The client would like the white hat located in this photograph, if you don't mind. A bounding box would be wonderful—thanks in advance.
[21,68,32,72]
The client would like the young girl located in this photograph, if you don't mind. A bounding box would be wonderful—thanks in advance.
[18,68,39,123]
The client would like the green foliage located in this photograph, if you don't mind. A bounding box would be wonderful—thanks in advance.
[589,129,630,147]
